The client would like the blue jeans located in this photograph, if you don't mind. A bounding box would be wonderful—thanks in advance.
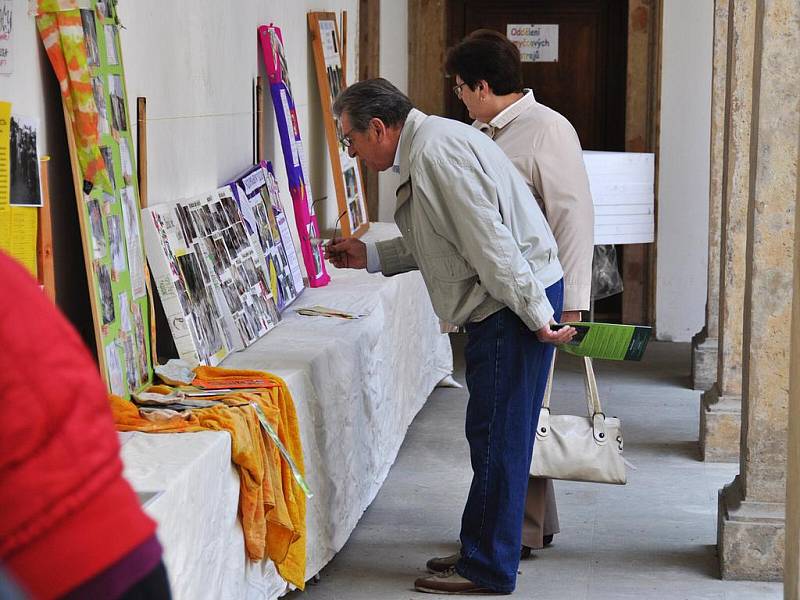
[456,280,563,592]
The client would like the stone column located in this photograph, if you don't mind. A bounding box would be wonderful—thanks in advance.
[699,0,755,462]
[692,0,728,392]
[785,160,800,598]
[717,0,799,581]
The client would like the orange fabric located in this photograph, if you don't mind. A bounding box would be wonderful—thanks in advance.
[109,369,307,589]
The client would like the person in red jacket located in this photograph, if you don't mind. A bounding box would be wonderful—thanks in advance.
[0,251,170,600]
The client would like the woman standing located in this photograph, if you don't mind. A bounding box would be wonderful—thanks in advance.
[429,28,594,569]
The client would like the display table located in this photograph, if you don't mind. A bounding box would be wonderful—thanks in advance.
[120,223,453,599]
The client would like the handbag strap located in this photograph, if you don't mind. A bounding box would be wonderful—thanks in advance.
[582,357,604,416]
[540,351,558,410]
[540,353,605,418]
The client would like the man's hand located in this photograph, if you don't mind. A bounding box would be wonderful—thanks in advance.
[536,320,577,344]
[560,310,582,323]
[325,237,367,269]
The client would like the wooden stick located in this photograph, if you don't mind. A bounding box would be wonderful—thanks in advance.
[137,97,148,208]
[341,10,348,80]
[255,76,265,164]
[37,156,56,303]
[136,96,158,368]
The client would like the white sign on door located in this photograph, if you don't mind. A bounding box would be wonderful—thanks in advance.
[506,24,558,63]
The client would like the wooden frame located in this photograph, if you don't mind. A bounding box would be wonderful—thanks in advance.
[308,11,369,238]
[57,1,153,398]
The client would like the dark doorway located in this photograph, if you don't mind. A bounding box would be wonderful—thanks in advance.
[446,0,629,320]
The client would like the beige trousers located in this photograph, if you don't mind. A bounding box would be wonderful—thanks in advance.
[521,476,559,548]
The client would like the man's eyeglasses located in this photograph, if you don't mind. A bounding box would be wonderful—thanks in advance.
[452,81,468,99]
[339,126,356,148]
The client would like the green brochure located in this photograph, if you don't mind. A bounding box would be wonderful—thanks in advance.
[553,322,652,361]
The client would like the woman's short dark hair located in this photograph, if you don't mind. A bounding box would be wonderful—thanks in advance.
[332,78,413,132]
[445,29,523,96]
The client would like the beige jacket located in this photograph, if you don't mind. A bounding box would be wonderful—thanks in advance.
[474,90,594,312]
[375,109,563,332]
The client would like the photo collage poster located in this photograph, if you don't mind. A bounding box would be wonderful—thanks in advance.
[308,12,369,238]
[259,24,330,288]
[228,162,304,312]
[78,0,152,398]
[141,189,281,367]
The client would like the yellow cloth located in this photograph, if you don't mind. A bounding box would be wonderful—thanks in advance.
[110,368,307,589]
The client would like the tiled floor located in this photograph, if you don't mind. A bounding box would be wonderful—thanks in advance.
[290,338,783,599]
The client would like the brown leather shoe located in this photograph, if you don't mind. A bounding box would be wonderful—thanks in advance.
[414,568,509,595]
[426,552,460,574]
[428,546,532,573]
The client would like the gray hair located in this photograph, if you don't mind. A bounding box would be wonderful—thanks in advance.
[332,78,413,132]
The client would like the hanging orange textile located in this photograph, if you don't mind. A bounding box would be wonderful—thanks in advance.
[110,369,307,589]
[35,0,112,191]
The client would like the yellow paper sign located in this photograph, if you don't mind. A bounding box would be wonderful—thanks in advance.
[0,203,38,277]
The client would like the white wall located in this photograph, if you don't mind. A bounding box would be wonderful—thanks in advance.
[376,0,408,222]
[655,0,713,341]
[0,0,367,336]
[118,0,361,244]
[0,0,97,341]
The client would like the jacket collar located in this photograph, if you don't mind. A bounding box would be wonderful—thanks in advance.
[473,89,535,137]
[394,108,427,208]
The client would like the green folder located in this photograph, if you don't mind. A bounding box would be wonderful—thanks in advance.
[552,322,652,361]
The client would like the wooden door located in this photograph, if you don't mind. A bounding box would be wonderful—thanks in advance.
[447,0,629,320]
[446,0,627,151]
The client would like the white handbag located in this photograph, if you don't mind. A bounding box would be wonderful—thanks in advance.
[529,355,627,485]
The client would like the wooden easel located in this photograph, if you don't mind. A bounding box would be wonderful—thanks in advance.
[308,10,369,238]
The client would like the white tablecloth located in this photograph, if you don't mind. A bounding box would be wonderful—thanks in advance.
[120,223,453,599]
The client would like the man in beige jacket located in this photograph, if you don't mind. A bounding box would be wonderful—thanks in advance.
[326,78,575,595]
[441,29,596,558]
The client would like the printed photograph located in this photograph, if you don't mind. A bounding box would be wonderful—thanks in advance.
[104,341,126,397]
[212,236,232,273]
[210,200,229,231]
[106,213,126,278]
[241,256,260,288]
[344,166,357,199]
[132,303,149,386]
[120,186,146,298]
[96,1,113,19]
[9,115,41,206]
[81,9,100,67]
[104,24,119,65]
[92,76,110,135]
[220,280,243,314]
[87,198,107,259]
[175,203,198,244]
[176,252,226,363]
[119,137,134,184]
[219,191,242,226]
[123,336,139,394]
[109,75,127,132]
[95,261,115,326]
[118,292,131,332]
[100,146,116,190]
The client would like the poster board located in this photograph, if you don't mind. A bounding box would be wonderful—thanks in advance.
[307,11,369,238]
[228,161,304,312]
[141,189,281,367]
[259,24,330,288]
[59,1,152,398]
